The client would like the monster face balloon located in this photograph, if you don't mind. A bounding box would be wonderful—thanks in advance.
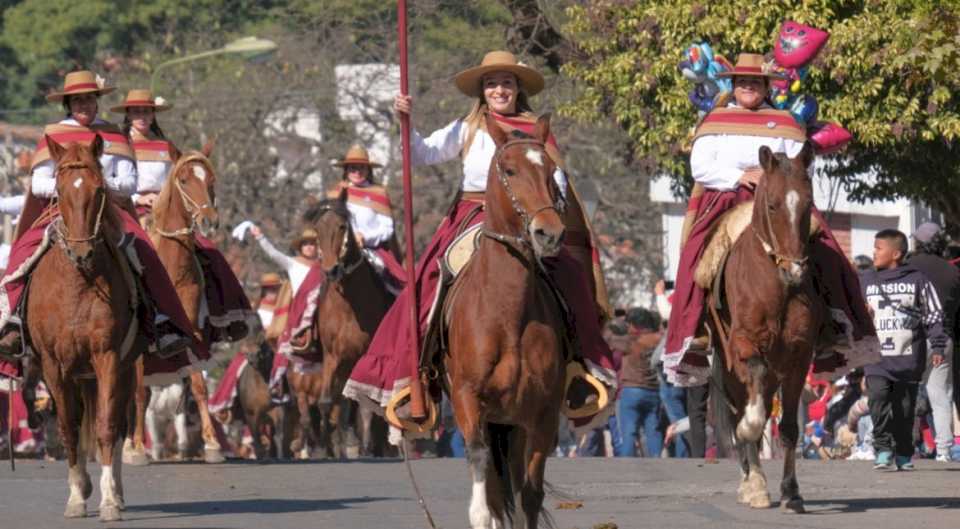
[775,21,829,69]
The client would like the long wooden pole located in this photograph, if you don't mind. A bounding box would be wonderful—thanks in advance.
[398,0,426,420]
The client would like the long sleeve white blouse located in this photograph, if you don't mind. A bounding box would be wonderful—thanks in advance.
[410,118,568,197]
[31,118,138,199]
[132,158,171,203]
[254,234,312,293]
[345,199,394,248]
[690,105,806,191]
[0,195,25,216]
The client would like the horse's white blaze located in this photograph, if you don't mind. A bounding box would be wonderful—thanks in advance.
[469,477,492,529]
[737,393,766,442]
[525,148,544,167]
[786,190,799,229]
[73,177,83,189]
[192,165,207,182]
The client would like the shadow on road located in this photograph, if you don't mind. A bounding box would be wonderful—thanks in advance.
[126,496,397,519]
[806,496,960,514]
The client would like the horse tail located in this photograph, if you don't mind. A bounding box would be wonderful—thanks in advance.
[80,382,98,462]
[709,348,736,457]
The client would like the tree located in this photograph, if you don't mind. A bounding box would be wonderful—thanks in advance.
[561,1,960,228]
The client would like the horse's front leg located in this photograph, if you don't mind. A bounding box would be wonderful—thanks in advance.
[189,371,225,463]
[123,357,149,466]
[93,355,132,522]
[521,414,558,529]
[778,354,807,513]
[453,387,498,529]
[43,359,91,518]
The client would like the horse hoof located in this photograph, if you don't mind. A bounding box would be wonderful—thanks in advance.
[123,451,150,466]
[99,504,122,522]
[749,492,772,509]
[204,448,226,464]
[345,446,360,460]
[781,496,805,514]
[64,503,87,518]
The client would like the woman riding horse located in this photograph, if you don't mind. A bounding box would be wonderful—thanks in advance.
[662,53,878,387]
[0,71,208,383]
[113,88,256,344]
[277,144,406,357]
[342,50,617,427]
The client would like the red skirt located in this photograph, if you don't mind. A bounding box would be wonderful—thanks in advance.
[195,235,257,345]
[0,204,210,385]
[663,187,878,386]
[208,352,248,413]
[342,198,617,411]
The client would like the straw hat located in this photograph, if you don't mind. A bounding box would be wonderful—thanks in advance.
[717,53,786,80]
[453,50,544,97]
[259,272,283,288]
[46,70,115,102]
[291,228,319,250]
[110,89,172,113]
[333,145,382,168]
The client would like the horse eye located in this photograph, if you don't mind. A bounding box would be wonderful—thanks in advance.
[768,203,777,211]
[505,168,515,176]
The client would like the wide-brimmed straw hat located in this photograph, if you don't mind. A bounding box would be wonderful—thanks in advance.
[453,50,545,97]
[717,53,786,80]
[292,228,319,250]
[46,70,116,103]
[259,272,283,288]
[110,89,172,113]
[334,145,382,168]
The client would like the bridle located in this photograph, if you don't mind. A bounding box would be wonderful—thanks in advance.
[315,205,364,281]
[154,154,215,239]
[52,161,108,269]
[481,138,564,258]
[754,178,809,272]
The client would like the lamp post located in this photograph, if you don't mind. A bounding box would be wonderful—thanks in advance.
[150,36,278,92]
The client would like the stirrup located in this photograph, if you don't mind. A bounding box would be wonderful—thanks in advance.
[561,362,610,419]
[384,385,438,433]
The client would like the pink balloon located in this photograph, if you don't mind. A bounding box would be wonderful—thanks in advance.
[775,21,829,69]
[809,122,852,155]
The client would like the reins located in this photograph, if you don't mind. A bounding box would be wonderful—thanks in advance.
[153,154,213,239]
[315,205,365,281]
[51,161,109,267]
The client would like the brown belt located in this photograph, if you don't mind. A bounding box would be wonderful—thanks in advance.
[460,191,485,203]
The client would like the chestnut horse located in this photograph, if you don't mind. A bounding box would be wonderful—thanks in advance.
[27,136,149,521]
[287,193,394,458]
[708,144,822,513]
[445,113,567,529]
[145,143,225,463]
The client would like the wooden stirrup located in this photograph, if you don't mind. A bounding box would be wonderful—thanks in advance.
[384,385,438,433]
[561,362,610,419]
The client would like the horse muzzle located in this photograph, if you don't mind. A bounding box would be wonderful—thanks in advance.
[197,217,219,239]
[529,225,564,258]
[776,257,809,286]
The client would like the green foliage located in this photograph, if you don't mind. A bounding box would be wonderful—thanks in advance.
[562,0,960,226]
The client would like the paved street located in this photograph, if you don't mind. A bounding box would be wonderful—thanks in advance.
[1,457,958,528]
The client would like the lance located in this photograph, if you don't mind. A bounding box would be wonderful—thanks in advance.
[397,0,427,421]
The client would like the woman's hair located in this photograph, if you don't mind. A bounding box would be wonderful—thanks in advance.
[460,74,534,157]
[122,112,167,140]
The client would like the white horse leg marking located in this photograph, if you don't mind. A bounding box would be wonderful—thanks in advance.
[737,392,767,442]
[100,464,118,508]
[66,464,87,512]
[468,448,492,529]
[525,148,544,167]
[145,389,162,461]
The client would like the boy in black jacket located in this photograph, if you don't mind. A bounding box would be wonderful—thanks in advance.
[862,229,948,470]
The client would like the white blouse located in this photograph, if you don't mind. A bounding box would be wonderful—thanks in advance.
[345,198,394,248]
[690,105,806,191]
[411,118,567,197]
[31,118,138,199]
[133,158,171,202]
[254,235,313,293]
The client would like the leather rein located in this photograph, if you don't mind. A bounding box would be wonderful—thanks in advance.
[315,205,364,281]
[153,154,214,239]
[52,161,109,268]
[753,181,809,271]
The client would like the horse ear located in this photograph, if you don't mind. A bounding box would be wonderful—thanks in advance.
[168,143,181,163]
[201,137,216,158]
[484,112,508,147]
[45,135,66,162]
[797,141,815,170]
[534,113,551,144]
[758,146,776,174]
[90,134,104,160]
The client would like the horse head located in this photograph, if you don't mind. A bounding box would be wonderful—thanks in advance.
[484,112,565,259]
[307,189,360,282]
[49,134,109,273]
[753,142,815,286]
[160,142,219,238]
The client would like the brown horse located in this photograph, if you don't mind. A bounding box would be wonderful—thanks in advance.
[145,142,226,463]
[708,144,822,513]
[27,136,149,521]
[444,113,567,529]
[287,193,394,458]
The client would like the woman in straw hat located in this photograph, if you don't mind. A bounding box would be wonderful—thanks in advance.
[275,144,406,357]
[342,50,617,426]
[0,71,211,386]
[113,89,257,345]
[662,53,877,387]
[249,225,318,295]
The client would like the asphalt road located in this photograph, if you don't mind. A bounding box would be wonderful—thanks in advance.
[1,457,958,529]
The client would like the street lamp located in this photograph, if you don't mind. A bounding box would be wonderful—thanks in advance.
[150,36,278,91]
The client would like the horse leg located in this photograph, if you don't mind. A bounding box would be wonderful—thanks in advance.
[518,414,557,529]
[189,371,225,463]
[454,390,498,529]
[358,405,374,457]
[295,393,315,459]
[45,366,90,518]
[174,388,189,460]
[341,399,361,460]
[145,389,162,461]
[93,357,131,522]
[123,358,149,466]
[778,365,806,513]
